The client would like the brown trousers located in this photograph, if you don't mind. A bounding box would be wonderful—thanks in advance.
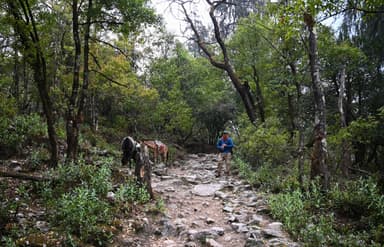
[217,152,231,175]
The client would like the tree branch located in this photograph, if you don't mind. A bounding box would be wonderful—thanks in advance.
[91,69,129,87]
[91,37,132,61]
[180,2,226,69]
[80,20,125,26]
[207,0,229,65]
[0,170,51,181]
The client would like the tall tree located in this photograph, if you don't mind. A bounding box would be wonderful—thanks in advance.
[65,0,156,161]
[5,0,59,166]
[179,0,258,124]
[304,11,330,189]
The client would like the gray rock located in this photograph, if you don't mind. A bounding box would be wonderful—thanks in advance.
[206,238,223,247]
[262,222,285,238]
[206,217,215,224]
[165,187,176,192]
[185,227,225,241]
[214,191,227,200]
[227,215,238,223]
[192,183,224,197]
[161,175,173,180]
[191,221,200,228]
[245,238,265,247]
[185,242,197,247]
[35,221,49,233]
[231,223,249,233]
[256,205,270,214]
[107,191,115,201]
[182,175,199,184]
[13,166,23,172]
[223,206,233,213]
[163,239,177,246]
[210,227,225,236]
[248,215,265,226]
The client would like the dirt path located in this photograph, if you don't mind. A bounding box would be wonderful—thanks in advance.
[114,153,300,247]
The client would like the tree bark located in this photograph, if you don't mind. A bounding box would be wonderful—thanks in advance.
[66,0,82,162]
[289,62,305,188]
[134,144,154,199]
[77,0,92,125]
[6,0,58,166]
[251,65,265,122]
[338,65,351,177]
[304,12,330,190]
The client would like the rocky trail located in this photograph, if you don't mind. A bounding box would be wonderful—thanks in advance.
[114,153,300,247]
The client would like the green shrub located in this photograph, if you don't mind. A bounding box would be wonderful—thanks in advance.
[28,146,50,170]
[300,214,337,246]
[330,178,384,226]
[54,158,113,196]
[234,157,300,192]
[40,158,116,245]
[0,113,46,153]
[270,178,384,246]
[269,190,308,236]
[54,187,111,243]
[237,117,292,166]
[115,180,150,204]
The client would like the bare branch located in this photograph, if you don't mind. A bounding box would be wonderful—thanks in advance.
[91,37,132,60]
[80,20,125,26]
[207,0,230,65]
[180,2,226,69]
[91,69,129,88]
[0,170,52,181]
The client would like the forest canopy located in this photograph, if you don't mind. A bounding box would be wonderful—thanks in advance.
[0,0,383,246]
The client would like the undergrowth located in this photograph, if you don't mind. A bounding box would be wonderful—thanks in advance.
[1,156,152,246]
[233,157,384,246]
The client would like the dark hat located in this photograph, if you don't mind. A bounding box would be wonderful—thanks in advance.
[222,130,230,134]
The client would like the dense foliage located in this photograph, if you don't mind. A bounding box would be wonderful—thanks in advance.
[0,0,383,245]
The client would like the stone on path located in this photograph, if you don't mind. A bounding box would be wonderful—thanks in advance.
[206,238,223,247]
[262,222,286,238]
[192,183,224,197]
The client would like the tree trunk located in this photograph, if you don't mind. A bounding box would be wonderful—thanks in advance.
[304,13,329,190]
[289,62,305,188]
[135,144,154,199]
[6,0,58,166]
[66,0,82,162]
[13,48,20,105]
[251,65,265,122]
[338,65,351,176]
[77,0,92,125]
[287,92,296,140]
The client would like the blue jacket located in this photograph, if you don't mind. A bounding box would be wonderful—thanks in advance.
[216,137,234,153]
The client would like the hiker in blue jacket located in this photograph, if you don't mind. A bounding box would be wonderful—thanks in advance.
[216,130,234,177]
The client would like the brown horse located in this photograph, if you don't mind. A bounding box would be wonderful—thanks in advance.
[142,140,168,164]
